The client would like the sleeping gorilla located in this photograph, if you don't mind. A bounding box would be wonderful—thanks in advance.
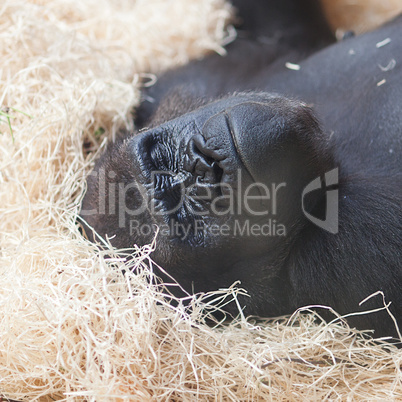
[81,0,402,341]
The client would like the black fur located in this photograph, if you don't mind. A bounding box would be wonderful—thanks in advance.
[81,1,402,341]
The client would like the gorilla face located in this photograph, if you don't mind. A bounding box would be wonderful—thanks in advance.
[81,92,333,314]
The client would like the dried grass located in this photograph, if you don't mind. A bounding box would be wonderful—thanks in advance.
[0,0,401,400]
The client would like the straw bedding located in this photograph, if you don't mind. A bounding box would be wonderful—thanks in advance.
[0,0,401,400]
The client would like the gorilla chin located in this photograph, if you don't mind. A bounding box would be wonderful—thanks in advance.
[81,92,334,318]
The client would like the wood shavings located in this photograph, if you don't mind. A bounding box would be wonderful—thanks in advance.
[376,38,392,48]
[285,62,301,71]
[379,59,397,72]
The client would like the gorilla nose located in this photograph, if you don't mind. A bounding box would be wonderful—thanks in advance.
[183,134,225,185]
[200,101,275,185]
[199,112,251,189]
[222,102,275,183]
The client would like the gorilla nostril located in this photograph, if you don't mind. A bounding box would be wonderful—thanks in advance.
[184,134,224,184]
[185,134,213,171]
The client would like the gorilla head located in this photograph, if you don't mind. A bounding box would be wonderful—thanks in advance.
[81,92,334,316]
[79,0,402,340]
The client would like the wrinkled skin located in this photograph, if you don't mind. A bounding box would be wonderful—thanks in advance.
[81,0,402,340]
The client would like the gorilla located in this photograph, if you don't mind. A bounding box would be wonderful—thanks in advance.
[81,0,402,341]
